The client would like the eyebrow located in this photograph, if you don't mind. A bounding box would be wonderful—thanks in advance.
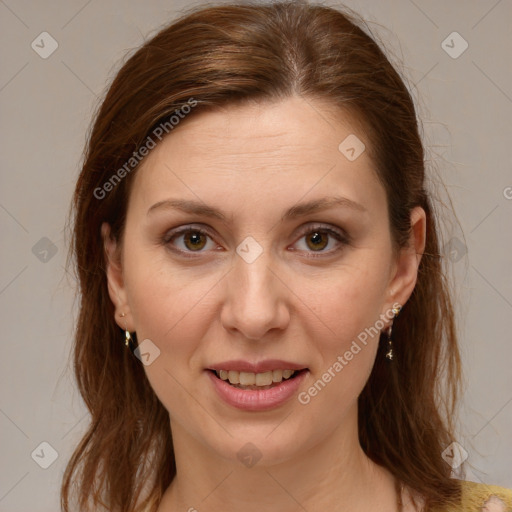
[147,196,367,222]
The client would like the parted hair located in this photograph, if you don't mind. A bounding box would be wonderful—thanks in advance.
[62,2,463,511]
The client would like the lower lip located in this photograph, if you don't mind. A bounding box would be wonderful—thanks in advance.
[206,369,308,411]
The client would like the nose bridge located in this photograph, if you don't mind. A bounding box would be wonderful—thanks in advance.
[236,250,275,303]
[222,238,289,339]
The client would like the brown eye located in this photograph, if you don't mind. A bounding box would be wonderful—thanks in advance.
[164,226,216,255]
[305,231,329,251]
[293,225,348,257]
[182,231,208,251]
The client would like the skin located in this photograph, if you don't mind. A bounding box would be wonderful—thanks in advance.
[103,96,426,512]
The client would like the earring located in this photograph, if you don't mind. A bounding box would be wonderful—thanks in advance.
[124,330,136,353]
[119,312,136,353]
[385,305,402,361]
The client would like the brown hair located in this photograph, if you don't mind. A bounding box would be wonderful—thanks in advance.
[62,1,463,511]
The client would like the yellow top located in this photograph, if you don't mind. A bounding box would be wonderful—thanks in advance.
[430,480,512,511]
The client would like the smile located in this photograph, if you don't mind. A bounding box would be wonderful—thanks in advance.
[206,368,309,411]
[213,369,299,389]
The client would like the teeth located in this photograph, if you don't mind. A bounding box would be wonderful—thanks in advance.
[228,370,239,384]
[215,369,297,386]
[282,369,294,379]
[239,372,255,386]
[255,371,273,386]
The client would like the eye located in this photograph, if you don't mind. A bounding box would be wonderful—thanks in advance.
[163,223,349,258]
[163,225,218,256]
[292,224,348,257]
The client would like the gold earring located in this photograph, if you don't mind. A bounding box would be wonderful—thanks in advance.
[385,327,394,360]
[385,305,402,361]
[124,330,136,352]
[119,312,136,353]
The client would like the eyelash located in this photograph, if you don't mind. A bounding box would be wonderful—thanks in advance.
[162,223,349,259]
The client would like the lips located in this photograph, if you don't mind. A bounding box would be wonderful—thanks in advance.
[206,366,309,411]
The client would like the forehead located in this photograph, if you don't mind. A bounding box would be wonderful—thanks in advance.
[130,96,383,213]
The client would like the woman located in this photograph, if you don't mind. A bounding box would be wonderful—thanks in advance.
[61,2,512,511]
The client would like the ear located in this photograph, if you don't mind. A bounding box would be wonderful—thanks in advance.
[385,206,427,314]
[101,222,135,332]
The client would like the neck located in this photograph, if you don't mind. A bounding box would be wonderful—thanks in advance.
[158,410,400,512]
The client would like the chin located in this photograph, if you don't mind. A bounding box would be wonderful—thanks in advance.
[201,422,319,469]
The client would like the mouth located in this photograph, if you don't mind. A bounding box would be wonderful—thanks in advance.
[207,368,308,390]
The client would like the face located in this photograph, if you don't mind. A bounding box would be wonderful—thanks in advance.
[104,95,424,466]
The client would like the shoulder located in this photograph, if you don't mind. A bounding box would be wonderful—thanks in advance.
[432,480,512,512]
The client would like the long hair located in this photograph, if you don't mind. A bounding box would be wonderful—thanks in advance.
[62,2,463,510]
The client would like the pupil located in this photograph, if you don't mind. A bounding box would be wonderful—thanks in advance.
[186,232,205,250]
[309,231,326,250]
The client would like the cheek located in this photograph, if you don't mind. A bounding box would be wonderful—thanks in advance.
[304,254,391,353]
[122,248,208,363]
[123,239,207,329]
[295,265,388,419]
[122,257,213,415]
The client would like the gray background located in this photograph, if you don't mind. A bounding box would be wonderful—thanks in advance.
[1,0,511,510]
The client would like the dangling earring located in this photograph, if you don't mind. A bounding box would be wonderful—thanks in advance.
[120,312,136,353]
[124,330,136,353]
[385,305,402,361]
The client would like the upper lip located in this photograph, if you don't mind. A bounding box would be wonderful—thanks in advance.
[207,359,308,373]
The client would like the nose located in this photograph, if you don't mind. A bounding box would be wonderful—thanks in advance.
[220,247,290,341]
